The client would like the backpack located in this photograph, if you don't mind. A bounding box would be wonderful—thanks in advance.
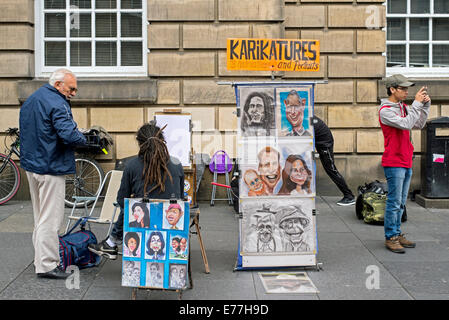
[59,217,101,271]
[355,180,407,225]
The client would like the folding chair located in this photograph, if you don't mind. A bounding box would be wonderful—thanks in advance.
[65,170,123,238]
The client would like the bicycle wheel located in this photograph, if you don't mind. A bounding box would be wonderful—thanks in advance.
[65,157,104,208]
[0,154,21,205]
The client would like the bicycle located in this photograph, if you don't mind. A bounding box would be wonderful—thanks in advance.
[0,127,106,208]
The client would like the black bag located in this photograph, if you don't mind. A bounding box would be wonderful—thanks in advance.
[355,180,407,224]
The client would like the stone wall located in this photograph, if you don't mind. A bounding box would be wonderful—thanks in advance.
[1,0,447,201]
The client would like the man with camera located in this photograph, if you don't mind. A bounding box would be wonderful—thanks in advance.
[379,74,431,254]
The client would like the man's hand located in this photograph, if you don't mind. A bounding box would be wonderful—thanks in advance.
[415,86,430,104]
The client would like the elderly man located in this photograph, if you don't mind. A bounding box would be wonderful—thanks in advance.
[276,205,311,252]
[20,68,87,279]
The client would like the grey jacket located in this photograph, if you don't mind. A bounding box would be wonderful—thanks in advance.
[378,98,430,130]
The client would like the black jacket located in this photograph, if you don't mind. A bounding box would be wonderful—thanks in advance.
[116,155,185,211]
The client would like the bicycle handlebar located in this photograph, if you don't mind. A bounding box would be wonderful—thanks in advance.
[6,128,19,136]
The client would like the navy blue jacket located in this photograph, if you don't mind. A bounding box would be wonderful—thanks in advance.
[19,84,87,175]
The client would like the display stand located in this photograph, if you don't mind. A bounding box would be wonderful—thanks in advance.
[219,80,327,272]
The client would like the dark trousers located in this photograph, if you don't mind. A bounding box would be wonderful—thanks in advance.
[110,208,124,242]
[316,146,354,198]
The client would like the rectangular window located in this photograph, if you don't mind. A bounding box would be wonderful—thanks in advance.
[386,0,449,77]
[36,0,147,77]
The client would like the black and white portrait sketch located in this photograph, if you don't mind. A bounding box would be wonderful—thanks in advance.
[122,260,141,287]
[239,87,275,137]
[169,263,187,289]
[146,262,164,288]
[241,198,315,254]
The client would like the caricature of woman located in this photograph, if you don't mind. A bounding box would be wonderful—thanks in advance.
[129,202,150,228]
[124,232,141,257]
[278,155,312,195]
[146,231,166,260]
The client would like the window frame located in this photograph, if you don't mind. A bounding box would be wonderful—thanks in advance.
[385,0,449,77]
[35,0,148,78]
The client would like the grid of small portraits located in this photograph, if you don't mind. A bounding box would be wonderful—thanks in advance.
[121,199,189,289]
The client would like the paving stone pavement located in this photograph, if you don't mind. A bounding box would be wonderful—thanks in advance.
[0,197,448,301]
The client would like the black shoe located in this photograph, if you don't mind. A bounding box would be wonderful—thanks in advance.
[88,239,118,260]
[37,266,70,279]
[337,196,356,206]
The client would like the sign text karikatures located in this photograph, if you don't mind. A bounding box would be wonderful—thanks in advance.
[227,38,320,72]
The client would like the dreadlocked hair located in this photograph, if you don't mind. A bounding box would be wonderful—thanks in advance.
[136,122,173,195]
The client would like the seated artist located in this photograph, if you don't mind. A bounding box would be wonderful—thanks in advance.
[89,121,185,259]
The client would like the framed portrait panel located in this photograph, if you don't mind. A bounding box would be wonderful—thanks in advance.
[237,86,276,138]
[240,197,316,255]
[276,86,314,138]
[122,199,189,289]
[239,139,315,197]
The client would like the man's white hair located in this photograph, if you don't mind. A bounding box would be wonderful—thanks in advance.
[48,68,75,86]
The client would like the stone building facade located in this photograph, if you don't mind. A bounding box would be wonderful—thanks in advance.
[0,0,447,201]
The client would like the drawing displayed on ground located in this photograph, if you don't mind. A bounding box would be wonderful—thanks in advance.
[240,198,316,254]
[121,199,189,289]
[259,271,319,294]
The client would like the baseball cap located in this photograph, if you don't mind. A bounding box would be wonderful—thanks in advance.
[385,74,415,88]
[167,203,182,212]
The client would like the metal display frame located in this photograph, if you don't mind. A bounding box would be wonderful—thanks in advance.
[219,80,327,272]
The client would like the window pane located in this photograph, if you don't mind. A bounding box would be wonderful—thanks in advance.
[433,45,449,67]
[45,13,66,38]
[411,0,430,14]
[70,0,91,9]
[70,13,91,37]
[409,44,429,67]
[70,42,92,66]
[388,0,407,13]
[435,0,449,14]
[433,19,449,41]
[96,42,117,66]
[387,18,406,41]
[121,13,142,37]
[45,0,65,9]
[45,42,66,66]
[121,0,142,9]
[121,42,142,66]
[387,44,406,67]
[96,0,116,9]
[96,13,117,37]
[409,18,429,40]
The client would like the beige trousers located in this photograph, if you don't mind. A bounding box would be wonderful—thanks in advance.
[26,171,65,274]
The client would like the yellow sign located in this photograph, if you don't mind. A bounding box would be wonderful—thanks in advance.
[227,38,320,72]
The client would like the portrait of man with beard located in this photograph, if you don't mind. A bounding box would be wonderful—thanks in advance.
[257,146,281,195]
[240,91,275,137]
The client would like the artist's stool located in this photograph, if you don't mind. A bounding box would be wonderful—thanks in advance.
[209,150,233,206]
